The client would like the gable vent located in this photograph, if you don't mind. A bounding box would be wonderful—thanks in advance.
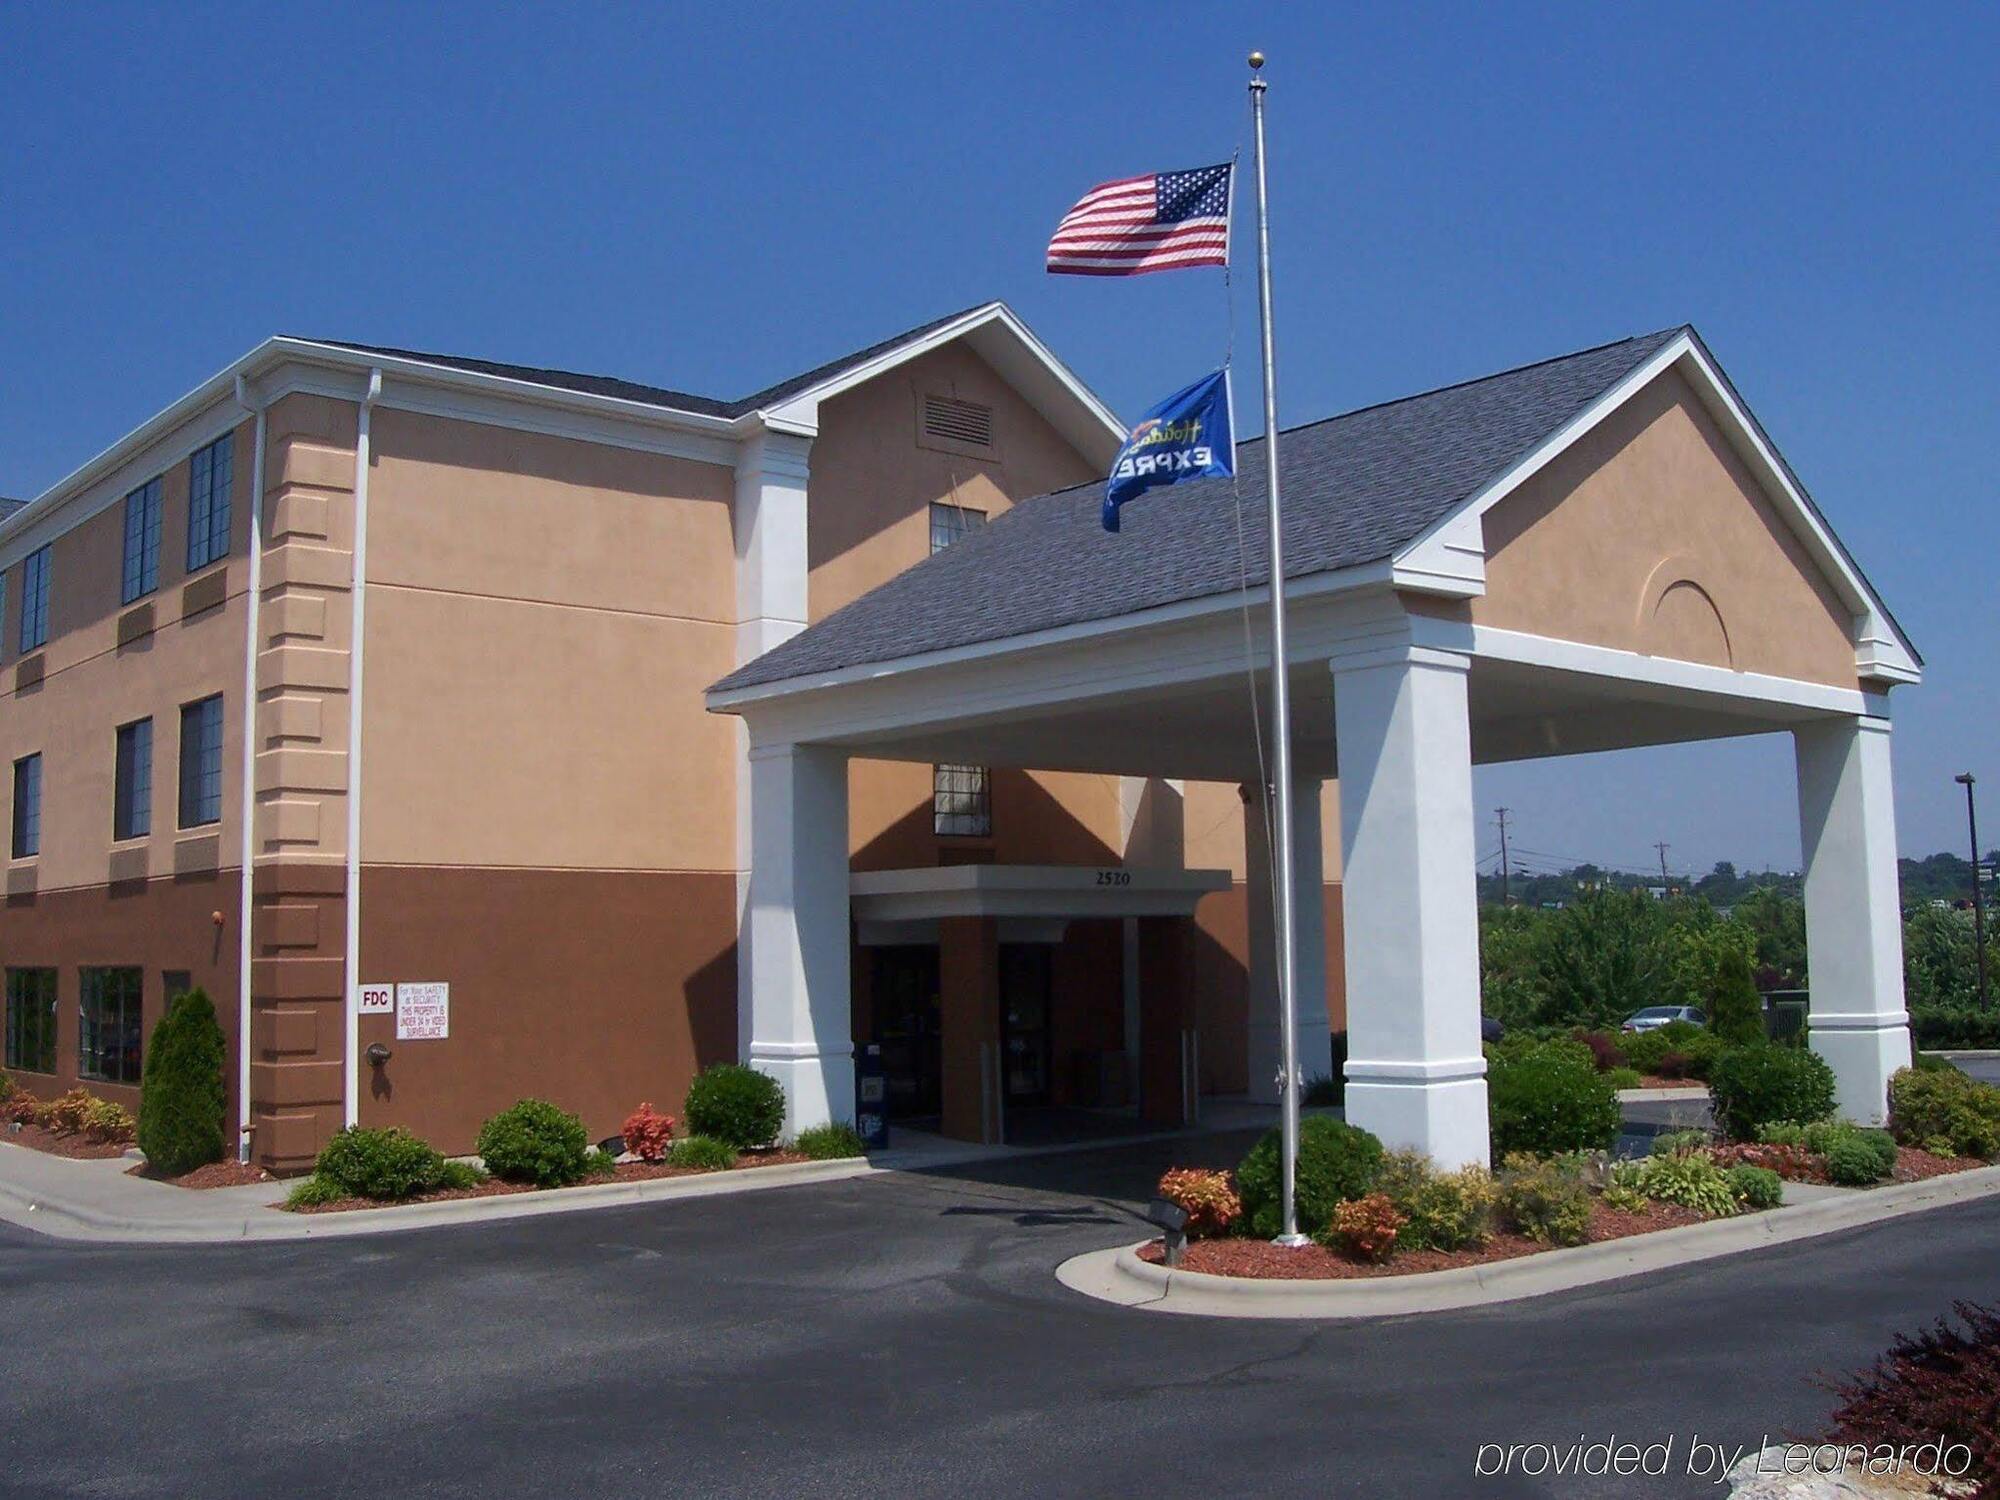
[922,394,994,449]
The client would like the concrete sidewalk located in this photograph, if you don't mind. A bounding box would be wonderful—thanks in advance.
[0,1102,1292,1245]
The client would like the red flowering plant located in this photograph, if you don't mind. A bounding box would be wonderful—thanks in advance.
[1155,1168,1243,1239]
[620,1103,676,1162]
[1328,1192,1407,1263]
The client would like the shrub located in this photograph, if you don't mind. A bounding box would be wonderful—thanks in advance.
[580,1146,620,1178]
[1235,1115,1385,1239]
[316,1126,447,1200]
[137,987,227,1175]
[1825,1133,1889,1186]
[1157,1167,1243,1239]
[795,1122,866,1161]
[1302,1074,1342,1107]
[1707,945,1766,1048]
[1605,1067,1643,1091]
[1650,1128,1712,1157]
[1888,1066,2000,1161]
[1910,1005,2000,1051]
[1486,1039,1621,1160]
[1496,1156,1593,1246]
[683,1064,785,1150]
[1374,1150,1496,1252]
[620,1102,676,1163]
[1572,1029,1627,1073]
[284,1174,348,1209]
[1708,1045,1837,1141]
[436,1159,488,1190]
[1911,1051,1959,1074]
[0,1069,12,1101]
[1621,1021,1724,1080]
[1324,1193,1406,1262]
[78,1096,135,1145]
[0,1089,36,1126]
[667,1134,737,1171]
[1820,1301,2000,1492]
[1726,1164,1784,1210]
[1627,1151,1739,1217]
[476,1098,592,1187]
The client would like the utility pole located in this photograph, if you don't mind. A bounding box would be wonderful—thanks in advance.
[1655,841,1672,890]
[1957,773,1990,1010]
[1496,808,1512,906]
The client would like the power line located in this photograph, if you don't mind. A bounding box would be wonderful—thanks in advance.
[1496,807,1511,906]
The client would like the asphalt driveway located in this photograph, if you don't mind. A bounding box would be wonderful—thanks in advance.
[2,1131,1996,1499]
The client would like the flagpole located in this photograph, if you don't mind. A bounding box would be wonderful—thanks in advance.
[1247,51,1307,1247]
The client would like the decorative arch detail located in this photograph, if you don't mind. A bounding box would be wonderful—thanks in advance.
[1636,553,1734,669]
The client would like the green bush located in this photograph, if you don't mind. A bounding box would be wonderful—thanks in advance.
[1605,1067,1643,1091]
[1708,1045,1837,1141]
[1726,1164,1784,1210]
[284,1174,348,1209]
[1650,1128,1712,1157]
[1374,1149,1496,1252]
[1619,1021,1718,1077]
[436,1159,488,1190]
[1496,1156,1593,1246]
[1235,1115,1385,1239]
[1707,946,1766,1048]
[475,1099,592,1187]
[136,987,227,1176]
[683,1064,786,1150]
[1825,1133,1890,1186]
[795,1122,865,1160]
[315,1126,448,1200]
[0,1069,13,1102]
[667,1134,737,1171]
[1627,1151,1738,1216]
[1911,1051,1959,1074]
[1887,1066,2000,1160]
[1302,1075,1342,1107]
[1486,1039,1621,1160]
[1909,1006,2000,1051]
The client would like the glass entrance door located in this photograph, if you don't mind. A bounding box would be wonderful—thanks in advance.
[998,944,1053,1106]
[871,946,941,1118]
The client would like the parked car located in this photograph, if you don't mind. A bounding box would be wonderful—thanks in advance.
[1620,1005,1707,1033]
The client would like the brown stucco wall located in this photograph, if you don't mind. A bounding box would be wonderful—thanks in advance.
[355,865,737,1153]
[1471,368,1861,688]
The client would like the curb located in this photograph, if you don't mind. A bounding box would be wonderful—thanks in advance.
[1055,1164,2000,1320]
[0,1155,882,1245]
[1616,1086,1709,1103]
[1924,1049,2000,1061]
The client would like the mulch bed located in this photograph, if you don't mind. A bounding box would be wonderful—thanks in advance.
[283,1147,820,1214]
[2,1124,132,1160]
[1636,1074,1704,1090]
[126,1159,273,1190]
[1890,1145,1986,1183]
[1136,1200,1707,1280]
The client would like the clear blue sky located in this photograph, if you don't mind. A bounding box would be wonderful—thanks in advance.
[3,3,1993,878]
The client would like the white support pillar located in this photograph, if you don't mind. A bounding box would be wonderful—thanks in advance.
[1332,644,1489,1169]
[1242,777,1332,1104]
[1795,716,1911,1125]
[745,740,854,1138]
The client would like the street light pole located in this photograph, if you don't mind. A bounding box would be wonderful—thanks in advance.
[1957,773,1990,1010]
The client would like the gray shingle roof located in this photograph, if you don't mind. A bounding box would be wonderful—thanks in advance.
[0,498,25,523]
[300,304,993,422]
[714,326,1688,693]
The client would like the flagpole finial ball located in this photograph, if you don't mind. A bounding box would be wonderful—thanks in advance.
[1248,50,1265,69]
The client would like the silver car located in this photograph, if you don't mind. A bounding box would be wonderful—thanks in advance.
[1621,1005,1707,1033]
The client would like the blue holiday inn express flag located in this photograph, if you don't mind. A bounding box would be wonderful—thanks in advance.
[1102,369,1235,532]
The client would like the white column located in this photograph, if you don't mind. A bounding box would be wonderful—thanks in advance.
[745,740,854,1138]
[1290,775,1334,1088]
[1332,644,1488,1168]
[1795,716,1911,1125]
[1241,781,1280,1103]
[732,429,814,1057]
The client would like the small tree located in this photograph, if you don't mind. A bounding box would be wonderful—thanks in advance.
[1707,945,1766,1047]
[137,987,226,1176]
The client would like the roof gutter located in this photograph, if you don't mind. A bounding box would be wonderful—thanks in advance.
[343,368,382,1131]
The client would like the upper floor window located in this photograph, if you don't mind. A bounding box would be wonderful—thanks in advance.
[11,753,41,858]
[178,694,224,828]
[929,502,986,556]
[114,718,153,841]
[187,433,233,572]
[933,763,992,839]
[19,544,50,651]
[121,476,163,604]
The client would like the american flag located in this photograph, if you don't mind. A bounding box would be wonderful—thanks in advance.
[1045,162,1234,276]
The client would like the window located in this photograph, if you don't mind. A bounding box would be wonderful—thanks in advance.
[19,544,50,651]
[121,476,163,604]
[11,753,41,858]
[163,970,192,1004]
[114,718,153,840]
[178,695,223,828]
[187,433,233,572]
[933,763,991,838]
[929,502,986,555]
[4,969,57,1074]
[79,967,143,1084]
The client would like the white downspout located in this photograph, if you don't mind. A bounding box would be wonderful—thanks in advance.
[343,369,381,1129]
[233,374,266,1163]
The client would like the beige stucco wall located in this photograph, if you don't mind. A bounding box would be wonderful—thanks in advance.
[359,408,738,872]
[1471,367,1861,689]
[0,414,255,894]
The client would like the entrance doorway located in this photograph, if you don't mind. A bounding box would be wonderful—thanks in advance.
[871,945,940,1119]
[999,943,1052,1107]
